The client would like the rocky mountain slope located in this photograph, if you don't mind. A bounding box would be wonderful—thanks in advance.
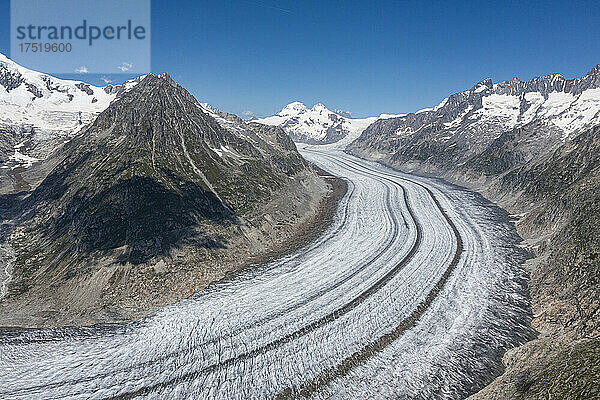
[349,65,600,399]
[256,101,401,145]
[467,122,600,399]
[0,52,143,193]
[0,72,333,328]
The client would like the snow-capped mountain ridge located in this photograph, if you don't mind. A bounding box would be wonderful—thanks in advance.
[350,63,600,171]
[256,101,402,145]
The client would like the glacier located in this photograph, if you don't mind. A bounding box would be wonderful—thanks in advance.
[0,148,532,399]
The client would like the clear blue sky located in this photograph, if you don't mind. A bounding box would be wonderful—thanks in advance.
[1,0,599,117]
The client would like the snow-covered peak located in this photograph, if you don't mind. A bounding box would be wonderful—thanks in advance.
[586,63,600,77]
[279,101,309,116]
[256,101,347,144]
[0,52,144,118]
[311,103,329,113]
[255,101,403,146]
[411,64,600,136]
[1,53,113,138]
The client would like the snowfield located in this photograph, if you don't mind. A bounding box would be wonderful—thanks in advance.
[0,149,531,399]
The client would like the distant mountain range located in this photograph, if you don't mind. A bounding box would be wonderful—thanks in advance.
[255,101,402,145]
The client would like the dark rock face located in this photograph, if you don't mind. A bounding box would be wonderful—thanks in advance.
[41,76,69,95]
[25,83,43,98]
[103,85,120,95]
[497,125,600,337]
[0,64,24,91]
[323,120,347,144]
[75,82,94,95]
[0,127,17,163]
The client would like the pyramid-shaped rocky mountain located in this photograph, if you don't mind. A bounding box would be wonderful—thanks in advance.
[17,73,308,265]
